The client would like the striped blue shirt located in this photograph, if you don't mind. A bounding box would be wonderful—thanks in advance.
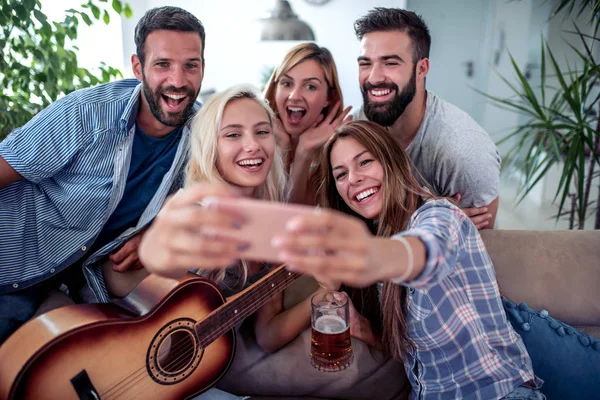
[387,199,538,400]
[0,79,195,301]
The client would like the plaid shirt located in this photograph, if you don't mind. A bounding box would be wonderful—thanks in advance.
[388,199,538,400]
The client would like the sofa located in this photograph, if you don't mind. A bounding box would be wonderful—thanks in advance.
[30,230,600,400]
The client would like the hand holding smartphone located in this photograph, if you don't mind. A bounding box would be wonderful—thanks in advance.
[202,197,319,263]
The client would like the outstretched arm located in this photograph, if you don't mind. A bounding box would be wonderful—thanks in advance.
[271,210,426,288]
[272,200,465,290]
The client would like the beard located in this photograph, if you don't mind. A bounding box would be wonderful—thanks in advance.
[361,68,417,127]
[142,74,197,127]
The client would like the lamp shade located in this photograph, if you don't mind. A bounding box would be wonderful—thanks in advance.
[258,0,315,41]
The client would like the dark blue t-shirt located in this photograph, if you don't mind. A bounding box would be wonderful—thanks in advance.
[94,123,182,248]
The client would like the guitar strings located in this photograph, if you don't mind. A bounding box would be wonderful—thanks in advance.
[102,273,298,399]
[101,277,291,400]
[99,273,297,400]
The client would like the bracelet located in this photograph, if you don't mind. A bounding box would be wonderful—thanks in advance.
[391,235,414,283]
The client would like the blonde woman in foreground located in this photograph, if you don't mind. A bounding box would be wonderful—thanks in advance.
[139,83,332,357]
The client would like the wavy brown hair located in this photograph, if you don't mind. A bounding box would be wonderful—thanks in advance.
[315,120,432,361]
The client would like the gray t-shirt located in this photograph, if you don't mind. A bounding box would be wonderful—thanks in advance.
[356,92,501,207]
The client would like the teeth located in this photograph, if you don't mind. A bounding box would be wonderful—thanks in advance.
[370,89,391,96]
[287,106,306,112]
[356,188,378,201]
[237,159,263,166]
[164,94,186,100]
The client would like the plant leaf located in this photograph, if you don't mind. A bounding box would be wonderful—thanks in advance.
[112,0,122,14]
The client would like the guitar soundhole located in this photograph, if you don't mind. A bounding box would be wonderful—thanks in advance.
[147,318,204,385]
[157,330,196,373]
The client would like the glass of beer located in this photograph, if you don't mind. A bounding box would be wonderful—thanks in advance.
[310,291,354,372]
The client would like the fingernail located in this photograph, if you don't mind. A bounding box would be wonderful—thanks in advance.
[202,196,218,209]
[201,227,216,238]
[237,243,250,251]
[482,208,488,212]
[285,263,297,271]
[271,236,283,247]
[286,220,299,230]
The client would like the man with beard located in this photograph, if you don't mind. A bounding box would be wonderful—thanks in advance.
[0,6,205,344]
[354,8,501,230]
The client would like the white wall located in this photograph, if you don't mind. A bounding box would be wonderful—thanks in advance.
[119,0,406,110]
[479,0,539,146]
[41,0,124,72]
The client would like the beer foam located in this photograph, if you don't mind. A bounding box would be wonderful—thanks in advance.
[314,315,347,334]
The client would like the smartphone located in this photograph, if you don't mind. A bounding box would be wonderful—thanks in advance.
[202,197,319,263]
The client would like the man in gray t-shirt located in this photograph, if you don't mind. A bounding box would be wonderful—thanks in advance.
[353,8,500,229]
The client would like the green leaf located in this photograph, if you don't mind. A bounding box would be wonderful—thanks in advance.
[103,10,110,24]
[14,5,28,20]
[33,9,47,24]
[540,37,546,107]
[124,3,133,18]
[81,12,92,26]
[33,48,44,60]
[23,0,36,12]
[90,4,101,19]
[56,32,65,47]
[112,0,122,14]
[41,22,52,37]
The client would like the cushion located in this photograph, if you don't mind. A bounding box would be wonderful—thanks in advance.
[217,321,410,400]
[503,298,600,400]
[480,230,600,328]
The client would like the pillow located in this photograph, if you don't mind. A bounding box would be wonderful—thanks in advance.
[217,321,410,400]
[503,298,600,400]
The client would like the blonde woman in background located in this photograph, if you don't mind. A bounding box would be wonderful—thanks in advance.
[264,42,352,205]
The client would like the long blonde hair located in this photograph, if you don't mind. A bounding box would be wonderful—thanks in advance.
[317,120,432,361]
[185,83,286,201]
[186,84,287,284]
[263,43,344,121]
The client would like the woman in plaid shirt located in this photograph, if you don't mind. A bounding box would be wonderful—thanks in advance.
[273,120,544,400]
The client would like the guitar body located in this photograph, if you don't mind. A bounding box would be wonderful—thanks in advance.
[0,273,235,400]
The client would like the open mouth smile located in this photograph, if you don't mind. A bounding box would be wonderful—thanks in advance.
[286,105,307,125]
[354,186,380,203]
[161,93,188,111]
[368,88,394,102]
[236,158,265,171]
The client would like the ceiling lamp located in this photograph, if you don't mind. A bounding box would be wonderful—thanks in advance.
[258,0,315,41]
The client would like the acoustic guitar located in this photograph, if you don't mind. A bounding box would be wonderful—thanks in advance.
[0,265,300,400]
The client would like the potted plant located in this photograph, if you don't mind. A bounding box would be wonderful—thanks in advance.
[483,0,600,229]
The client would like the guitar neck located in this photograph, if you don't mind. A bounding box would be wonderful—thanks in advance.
[195,265,301,347]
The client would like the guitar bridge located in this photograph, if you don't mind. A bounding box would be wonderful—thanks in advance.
[71,370,101,400]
